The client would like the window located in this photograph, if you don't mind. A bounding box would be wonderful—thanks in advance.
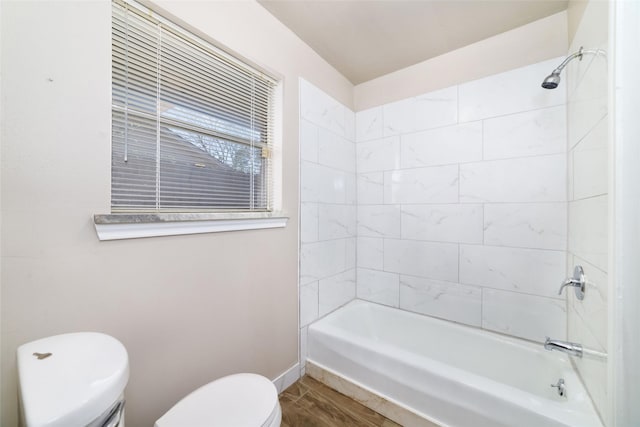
[111,0,277,213]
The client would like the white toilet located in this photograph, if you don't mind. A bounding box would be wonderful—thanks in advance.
[17,333,282,427]
[154,373,281,427]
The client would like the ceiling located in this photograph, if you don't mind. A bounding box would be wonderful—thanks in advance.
[258,0,568,84]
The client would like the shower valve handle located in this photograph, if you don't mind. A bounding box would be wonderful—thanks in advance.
[558,266,585,300]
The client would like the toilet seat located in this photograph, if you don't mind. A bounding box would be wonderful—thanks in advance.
[154,373,281,427]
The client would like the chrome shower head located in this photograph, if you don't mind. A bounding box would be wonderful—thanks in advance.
[541,46,591,90]
[541,71,561,89]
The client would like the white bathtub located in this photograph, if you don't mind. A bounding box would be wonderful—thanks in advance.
[307,300,603,427]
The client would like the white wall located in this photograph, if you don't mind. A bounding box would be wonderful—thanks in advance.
[299,79,356,374]
[565,0,610,424]
[0,0,3,421]
[354,59,568,342]
[353,11,568,111]
[0,1,352,426]
[611,2,640,425]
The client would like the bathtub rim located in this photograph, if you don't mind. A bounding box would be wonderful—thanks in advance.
[307,298,604,427]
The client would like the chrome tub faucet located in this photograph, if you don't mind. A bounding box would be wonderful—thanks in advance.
[544,337,583,358]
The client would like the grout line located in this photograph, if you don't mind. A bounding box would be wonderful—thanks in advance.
[569,193,609,203]
[458,103,568,124]
[357,151,567,174]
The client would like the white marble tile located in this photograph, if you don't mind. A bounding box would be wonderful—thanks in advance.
[482,289,566,342]
[318,204,356,240]
[300,202,318,243]
[357,205,401,238]
[356,136,400,173]
[413,86,459,131]
[483,106,567,160]
[318,127,356,173]
[399,275,482,326]
[357,172,384,205]
[484,203,567,250]
[568,259,609,420]
[568,311,609,425]
[384,239,458,282]
[357,268,400,307]
[356,106,383,142]
[357,237,384,270]
[458,57,567,122]
[567,260,609,420]
[565,4,609,421]
[573,117,608,200]
[384,165,459,204]
[567,144,575,201]
[569,256,608,351]
[300,119,319,163]
[568,195,608,272]
[345,173,357,205]
[459,154,566,203]
[300,282,319,327]
[300,78,346,136]
[345,237,357,270]
[568,49,608,149]
[345,108,356,141]
[301,161,348,204]
[401,122,482,168]
[319,269,356,316]
[383,86,457,136]
[300,240,347,285]
[383,97,415,136]
[459,244,566,299]
[401,204,483,244]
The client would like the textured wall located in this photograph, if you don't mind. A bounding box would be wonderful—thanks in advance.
[354,58,568,343]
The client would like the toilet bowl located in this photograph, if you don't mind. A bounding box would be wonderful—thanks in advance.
[155,373,282,427]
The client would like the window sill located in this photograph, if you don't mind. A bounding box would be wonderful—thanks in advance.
[93,212,289,241]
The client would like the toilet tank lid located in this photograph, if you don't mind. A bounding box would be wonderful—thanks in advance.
[17,332,129,427]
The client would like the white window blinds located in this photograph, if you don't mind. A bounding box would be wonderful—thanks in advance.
[111,0,276,212]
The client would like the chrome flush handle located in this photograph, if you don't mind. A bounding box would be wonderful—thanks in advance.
[558,265,586,300]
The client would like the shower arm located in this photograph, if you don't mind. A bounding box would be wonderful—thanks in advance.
[551,47,598,74]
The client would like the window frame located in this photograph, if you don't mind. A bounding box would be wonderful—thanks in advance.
[95,0,286,240]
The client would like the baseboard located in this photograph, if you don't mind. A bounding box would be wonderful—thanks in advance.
[272,363,300,394]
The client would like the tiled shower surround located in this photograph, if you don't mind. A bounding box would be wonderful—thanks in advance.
[299,57,568,371]
[565,0,609,421]
[299,79,356,373]
[354,58,568,342]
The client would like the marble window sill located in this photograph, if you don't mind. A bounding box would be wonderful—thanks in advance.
[93,212,289,241]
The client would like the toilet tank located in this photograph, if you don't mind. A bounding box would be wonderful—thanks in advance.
[17,332,129,427]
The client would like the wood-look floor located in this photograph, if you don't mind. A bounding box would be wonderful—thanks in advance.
[279,376,402,427]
